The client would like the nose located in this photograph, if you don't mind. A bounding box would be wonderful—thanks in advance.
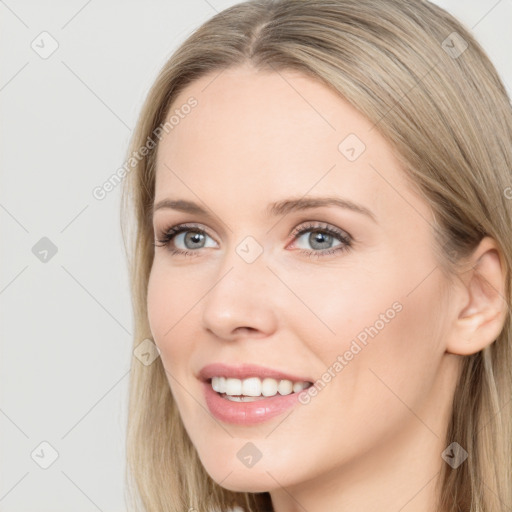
[200,248,279,341]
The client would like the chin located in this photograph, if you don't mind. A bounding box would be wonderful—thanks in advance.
[204,466,277,493]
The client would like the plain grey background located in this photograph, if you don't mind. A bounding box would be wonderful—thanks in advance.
[1,1,511,510]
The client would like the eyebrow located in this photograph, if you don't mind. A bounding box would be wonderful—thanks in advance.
[152,196,377,223]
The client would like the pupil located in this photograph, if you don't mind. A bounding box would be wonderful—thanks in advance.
[186,231,204,248]
[310,231,331,249]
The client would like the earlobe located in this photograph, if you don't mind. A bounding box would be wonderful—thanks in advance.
[445,237,508,356]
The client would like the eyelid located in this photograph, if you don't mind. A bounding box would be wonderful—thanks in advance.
[155,222,219,246]
[153,213,226,239]
[288,221,352,243]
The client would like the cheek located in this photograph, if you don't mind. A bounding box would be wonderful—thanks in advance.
[294,250,447,415]
[146,263,205,422]
[317,268,447,424]
[146,263,196,369]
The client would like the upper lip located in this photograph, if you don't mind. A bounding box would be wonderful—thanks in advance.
[198,363,313,383]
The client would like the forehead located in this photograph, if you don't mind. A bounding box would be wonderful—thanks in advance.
[153,65,424,225]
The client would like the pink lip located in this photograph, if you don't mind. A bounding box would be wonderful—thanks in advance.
[203,381,309,425]
[198,362,312,383]
[199,363,313,425]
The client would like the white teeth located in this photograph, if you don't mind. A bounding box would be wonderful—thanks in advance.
[242,377,261,397]
[292,381,307,393]
[261,377,278,397]
[210,376,310,398]
[225,378,242,396]
[277,379,293,395]
[211,376,226,393]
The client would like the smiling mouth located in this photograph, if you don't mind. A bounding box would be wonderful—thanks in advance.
[209,376,313,401]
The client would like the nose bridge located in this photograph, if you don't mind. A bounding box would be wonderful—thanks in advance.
[200,234,278,339]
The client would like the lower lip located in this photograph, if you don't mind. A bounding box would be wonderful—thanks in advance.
[203,381,307,425]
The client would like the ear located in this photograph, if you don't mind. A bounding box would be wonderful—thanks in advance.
[446,236,508,356]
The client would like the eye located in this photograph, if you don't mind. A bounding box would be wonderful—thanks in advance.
[153,223,217,257]
[288,221,352,258]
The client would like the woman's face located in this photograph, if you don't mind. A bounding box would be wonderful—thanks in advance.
[148,64,457,494]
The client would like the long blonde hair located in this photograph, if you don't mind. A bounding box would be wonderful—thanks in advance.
[120,1,512,510]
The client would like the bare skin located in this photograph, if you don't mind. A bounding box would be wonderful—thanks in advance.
[147,64,507,512]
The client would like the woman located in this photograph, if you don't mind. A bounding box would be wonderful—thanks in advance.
[120,1,512,510]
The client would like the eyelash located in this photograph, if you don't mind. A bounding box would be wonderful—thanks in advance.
[153,221,353,259]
